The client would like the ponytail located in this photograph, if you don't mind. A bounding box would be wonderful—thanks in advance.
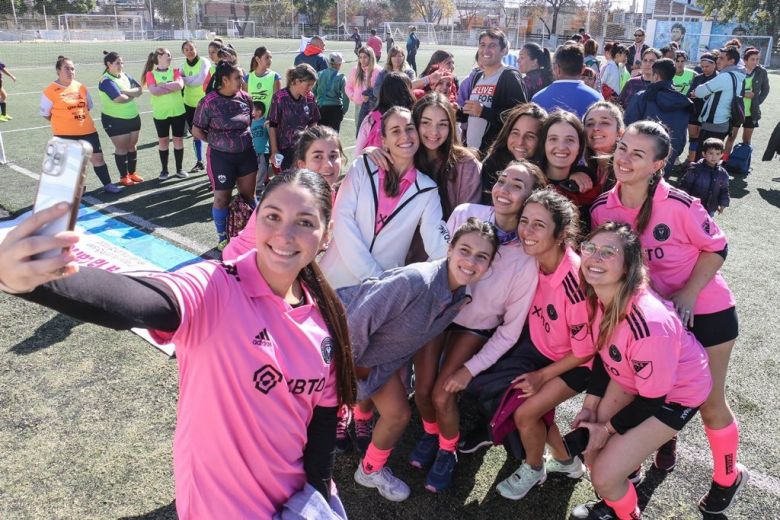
[140,51,156,86]
[636,171,662,235]
[541,48,554,86]
[300,262,356,407]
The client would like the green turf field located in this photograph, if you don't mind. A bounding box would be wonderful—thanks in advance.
[2,38,780,519]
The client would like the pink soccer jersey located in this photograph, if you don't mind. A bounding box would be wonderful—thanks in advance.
[529,247,596,364]
[147,251,338,519]
[594,287,712,407]
[222,206,258,261]
[591,180,735,315]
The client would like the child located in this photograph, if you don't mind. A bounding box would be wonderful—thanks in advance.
[0,59,17,121]
[250,101,270,195]
[681,138,730,216]
[314,52,350,132]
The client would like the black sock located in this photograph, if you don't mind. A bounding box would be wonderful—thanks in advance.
[114,154,128,178]
[93,164,111,186]
[0,102,6,116]
[127,151,137,174]
[174,147,184,172]
[159,149,169,173]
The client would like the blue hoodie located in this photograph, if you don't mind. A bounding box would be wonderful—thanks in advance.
[625,79,693,162]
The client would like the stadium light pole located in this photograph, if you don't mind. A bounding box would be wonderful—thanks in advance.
[10,0,18,28]
[183,0,189,35]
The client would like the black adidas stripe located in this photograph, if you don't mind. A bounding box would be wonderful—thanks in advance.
[562,272,584,304]
[631,304,651,337]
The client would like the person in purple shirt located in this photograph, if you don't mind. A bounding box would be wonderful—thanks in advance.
[531,43,602,119]
[192,61,257,249]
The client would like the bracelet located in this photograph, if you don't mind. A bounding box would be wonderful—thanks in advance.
[603,422,614,435]
[423,76,430,87]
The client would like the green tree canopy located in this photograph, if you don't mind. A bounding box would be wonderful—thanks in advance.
[34,0,96,16]
[695,0,780,45]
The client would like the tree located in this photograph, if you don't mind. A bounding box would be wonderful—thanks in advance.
[409,0,455,24]
[251,0,294,29]
[519,0,578,36]
[293,0,337,28]
[695,0,780,47]
[33,0,95,16]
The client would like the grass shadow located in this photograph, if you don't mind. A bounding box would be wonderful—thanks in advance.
[758,187,780,209]
[118,501,177,519]
[8,313,81,355]
[637,466,671,512]
[729,174,750,199]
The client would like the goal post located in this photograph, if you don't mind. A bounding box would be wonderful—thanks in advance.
[384,22,438,46]
[58,14,144,41]
[227,20,256,39]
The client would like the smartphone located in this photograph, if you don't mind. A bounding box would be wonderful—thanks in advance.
[32,138,92,259]
[563,427,590,458]
[558,178,581,193]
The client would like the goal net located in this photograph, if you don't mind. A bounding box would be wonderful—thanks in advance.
[384,22,438,46]
[227,20,256,39]
[58,14,144,42]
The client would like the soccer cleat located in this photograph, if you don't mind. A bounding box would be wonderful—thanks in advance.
[698,464,749,514]
[174,170,189,179]
[458,423,492,454]
[354,415,374,454]
[354,464,411,502]
[217,234,229,252]
[103,183,123,194]
[159,171,170,181]
[118,176,136,187]
[334,408,352,454]
[127,173,145,183]
[496,462,546,500]
[545,455,586,479]
[571,500,617,519]
[424,449,458,493]
[653,435,678,472]
[189,161,205,173]
[409,433,439,469]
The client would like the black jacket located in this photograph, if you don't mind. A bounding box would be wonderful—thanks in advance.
[747,65,770,121]
[457,67,527,154]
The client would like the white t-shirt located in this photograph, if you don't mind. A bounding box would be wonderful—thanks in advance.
[466,66,505,149]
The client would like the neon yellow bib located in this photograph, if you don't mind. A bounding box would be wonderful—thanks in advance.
[99,72,139,119]
[182,59,206,107]
[247,70,277,114]
[150,68,185,119]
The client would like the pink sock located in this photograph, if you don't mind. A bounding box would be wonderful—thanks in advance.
[604,482,640,520]
[362,442,392,474]
[705,421,740,486]
[438,433,460,453]
[423,420,440,436]
[353,406,373,422]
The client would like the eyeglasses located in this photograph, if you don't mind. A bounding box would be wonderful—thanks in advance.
[580,241,619,260]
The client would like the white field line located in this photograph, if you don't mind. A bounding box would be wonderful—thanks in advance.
[1,110,152,134]
[5,162,215,256]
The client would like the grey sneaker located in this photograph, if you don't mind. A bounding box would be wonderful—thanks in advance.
[496,463,546,500]
[354,464,411,502]
[174,170,189,179]
[545,455,586,479]
[103,183,123,194]
[159,171,170,181]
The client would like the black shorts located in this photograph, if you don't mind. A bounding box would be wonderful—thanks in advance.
[206,147,257,191]
[54,132,103,154]
[446,322,495,340]
[691,306,739,347]
[739,116,758,129]
[689,116,702,127]
[153,114,186,139]
[184,104,197,129]
[101,113,141,137]
[654,401,699,431]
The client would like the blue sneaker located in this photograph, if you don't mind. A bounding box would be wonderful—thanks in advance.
[424,449,457,493]
[409,433,439,469]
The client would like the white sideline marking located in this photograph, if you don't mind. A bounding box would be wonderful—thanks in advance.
[5,162,214,256]
[0,110,152,135]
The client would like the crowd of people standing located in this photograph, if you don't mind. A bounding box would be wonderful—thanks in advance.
[0,23,767,519]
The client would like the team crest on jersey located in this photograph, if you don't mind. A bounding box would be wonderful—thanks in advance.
[609,344,622,362]
[253,364,283,394]
[547,304,558,321]
[653,223,671,242]
[570,323,588,340]
[702,219,712,235]
[632,360,653,379]
[221,262,240,281]
[321,337,334,364]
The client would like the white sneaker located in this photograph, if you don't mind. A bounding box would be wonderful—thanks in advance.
[545,455,586,479]
[496,462,546,500]
[354,464,411,502]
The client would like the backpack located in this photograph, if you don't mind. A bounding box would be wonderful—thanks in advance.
[727,72,745,127]
[226,195,255,238]
[725,143,752,175]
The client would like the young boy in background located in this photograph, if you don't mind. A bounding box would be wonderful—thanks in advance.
[681,137,730,216]
[250,101,269,195]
